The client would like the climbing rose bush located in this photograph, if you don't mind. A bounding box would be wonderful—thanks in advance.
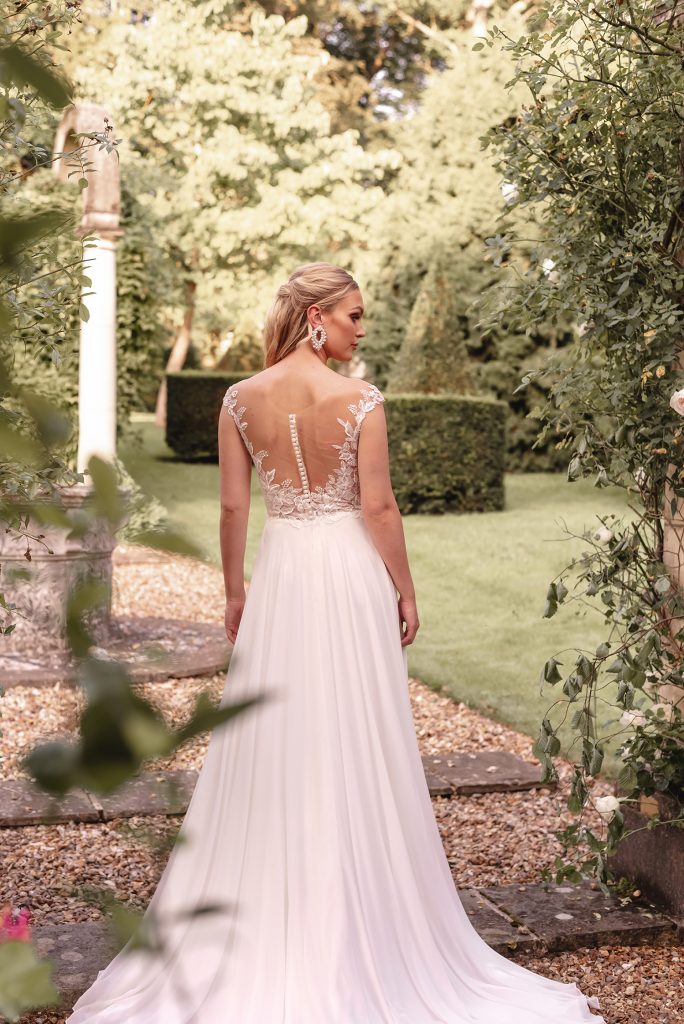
[481,0,684,886]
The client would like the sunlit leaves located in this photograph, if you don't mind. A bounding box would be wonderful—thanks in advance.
[484,0,684,885]
[0,44,72,109]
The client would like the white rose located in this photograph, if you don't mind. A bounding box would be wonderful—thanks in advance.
[669,389,684,416]
[633,467,648,488]
[541,258,560,283]
[594,795,621,820]
[620,710,647,728]
[593,526,614,544]
[500,180,519,204]
[651,702,675,724]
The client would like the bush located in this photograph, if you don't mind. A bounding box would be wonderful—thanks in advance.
[386,393,506,514]
[387,249,477,396]
[165,371,254,458]
[165,373,505,514]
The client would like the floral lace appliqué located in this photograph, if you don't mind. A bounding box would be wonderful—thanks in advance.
[222,384,384,521]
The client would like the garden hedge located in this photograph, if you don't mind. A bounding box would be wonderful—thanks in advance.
[384,393,505,514]
[166,372,506,513]
[166,370,252,459]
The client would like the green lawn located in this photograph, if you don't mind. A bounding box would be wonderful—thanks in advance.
[121,414,631,771]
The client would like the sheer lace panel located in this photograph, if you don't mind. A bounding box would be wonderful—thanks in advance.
[222,382,384,521]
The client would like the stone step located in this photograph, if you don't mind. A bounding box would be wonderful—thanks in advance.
[0,771,198,828]
[32,882,677,1007]
[0,752,550,828]
[0,618,230,688]
[421,750,555,796]
[478,880,678,953]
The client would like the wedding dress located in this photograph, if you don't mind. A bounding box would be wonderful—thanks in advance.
[67,379,604,1023]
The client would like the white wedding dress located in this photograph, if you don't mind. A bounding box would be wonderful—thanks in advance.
[67,380,604,1023]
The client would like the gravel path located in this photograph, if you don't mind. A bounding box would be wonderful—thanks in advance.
[3,546,681,1023]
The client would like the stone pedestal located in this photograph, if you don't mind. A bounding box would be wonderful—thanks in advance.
[0,484,125,653]
[608,790,684,919]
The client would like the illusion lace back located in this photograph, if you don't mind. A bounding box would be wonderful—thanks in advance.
[221,381,384,521]
[66,375,604,1024]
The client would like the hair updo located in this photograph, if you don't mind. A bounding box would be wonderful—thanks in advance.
[263,262,359,367]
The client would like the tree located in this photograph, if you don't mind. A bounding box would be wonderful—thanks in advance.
[387,246,477,394]
[68,1,399,420]
[358,13,569,467]
[361,27,525,375]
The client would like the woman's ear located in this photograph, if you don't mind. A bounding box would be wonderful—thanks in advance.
[306,303,323,328]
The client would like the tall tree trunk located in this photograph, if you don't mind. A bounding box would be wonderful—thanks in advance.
[155,278,197,428]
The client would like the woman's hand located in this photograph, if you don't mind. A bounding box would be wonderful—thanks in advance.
[398,595,419,647]
[224,595,246,644]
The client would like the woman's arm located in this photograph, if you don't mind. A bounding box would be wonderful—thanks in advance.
[218,405,252,642]
[357,403,419,647]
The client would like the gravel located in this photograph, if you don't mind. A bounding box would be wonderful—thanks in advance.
[2,545,680,1023]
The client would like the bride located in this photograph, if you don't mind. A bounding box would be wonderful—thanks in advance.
[67,262,604,1022]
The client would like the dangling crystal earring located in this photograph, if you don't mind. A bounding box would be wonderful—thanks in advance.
[311,322,327,351]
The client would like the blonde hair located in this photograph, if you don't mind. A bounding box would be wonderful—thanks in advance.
[263,262,359,368]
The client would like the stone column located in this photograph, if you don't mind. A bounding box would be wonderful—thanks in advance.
[53,102,122,479]
[77,235,118,472]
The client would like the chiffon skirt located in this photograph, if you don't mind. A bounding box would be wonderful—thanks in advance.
[66,510,604,1023]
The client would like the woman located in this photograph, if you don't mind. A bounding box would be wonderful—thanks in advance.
[67,262,604,1022]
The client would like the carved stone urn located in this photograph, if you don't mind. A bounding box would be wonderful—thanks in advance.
[0,484,128,656]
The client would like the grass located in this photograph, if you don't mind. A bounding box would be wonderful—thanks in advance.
[121,414,633,772]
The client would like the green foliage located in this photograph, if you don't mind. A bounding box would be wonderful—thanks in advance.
[261,0,463,128]
[165,371,253,459]
[0,6,259,1013]
[115,189,177,414]
[387,247,477,394]
[381,393,506,513]
[0,0,85,518]
[70,2,399,347]
[484,0,684,884]
[0,940,59,1022]
[362,17,567,470]
[25,640,259,795]
[363,35,521,376]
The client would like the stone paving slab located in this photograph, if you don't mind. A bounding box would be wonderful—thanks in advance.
[421,751,555,796]
[478,880,677,952]
[33,922,119,1006]
[0,617,230,687]
[458,888,542,956]
[0,753,552,829]
[0,772,199,828]
[32,881,679,1004]
[0,780,100,827]
[424,770,454,797]
[92,769,199,821]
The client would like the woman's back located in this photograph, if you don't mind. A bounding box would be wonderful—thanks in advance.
[222,364,385,521]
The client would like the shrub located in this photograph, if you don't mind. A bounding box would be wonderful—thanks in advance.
[165,371,253,459]
[386,393,506,514]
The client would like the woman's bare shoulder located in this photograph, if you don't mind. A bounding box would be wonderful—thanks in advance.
[228,366,277,395]
[348,378,384,399]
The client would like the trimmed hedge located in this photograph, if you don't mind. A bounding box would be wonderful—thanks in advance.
[385,393,505,514]
[166,370,253,458]
[165,372,506,514]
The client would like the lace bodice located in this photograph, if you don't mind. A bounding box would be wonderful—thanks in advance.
[222,382,385,521]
